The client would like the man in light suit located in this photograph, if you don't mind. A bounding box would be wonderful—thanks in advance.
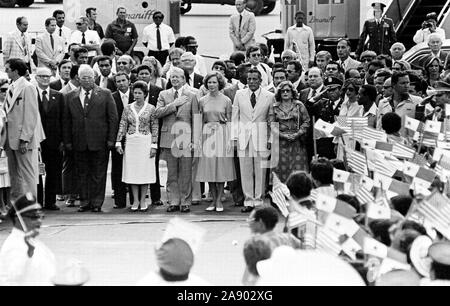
[229,0,256,52]
[337,38,361,73]
[155,67,199,213]
[232,68,274,213]
[3,17,35,72]
[63,65,118,213]
[3,59,45,202]
[35,17,65,73]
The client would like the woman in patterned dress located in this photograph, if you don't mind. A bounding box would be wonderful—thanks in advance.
[116,81,159,212]
[271,81,310,183]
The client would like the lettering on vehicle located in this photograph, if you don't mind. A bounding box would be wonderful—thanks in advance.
[309,16,337,24]
[127,10,157,22]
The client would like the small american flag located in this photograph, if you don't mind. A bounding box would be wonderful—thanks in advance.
[347,149,369,176]
[392,143,415,160]
[356,127,387,142]
[416,200,450,240]
[356,186,375,205]
[374,156,399,178]
[336,117,368,135]
[269,173,290,217]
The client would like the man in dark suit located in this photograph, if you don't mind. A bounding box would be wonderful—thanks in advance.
[94,56,117,92]
[50,59,72,91]
[286,60,306,93]
[356,2,396,58]
[135,64,164,206]
[35,67,64,210]
[299,67,326,162]
[63,64,118,213]
[111,72,133,209]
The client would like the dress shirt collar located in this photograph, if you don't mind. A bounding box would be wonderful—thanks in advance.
[37,86,50,99]
[363,103,378,117]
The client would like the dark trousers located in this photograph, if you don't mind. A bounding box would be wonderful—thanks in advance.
[111,149,127,207]
[62,150,79,198]
[74,149,109,209]
[148,50,169,66]
[229,150,244,204]
[37,145,63,206]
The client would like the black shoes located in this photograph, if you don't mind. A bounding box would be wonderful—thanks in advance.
[167,205,180,212]
[152,200,164,206]
[78,206,91,213]
[180,205,190,213]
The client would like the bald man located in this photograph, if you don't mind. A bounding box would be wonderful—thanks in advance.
[63,65,118,213]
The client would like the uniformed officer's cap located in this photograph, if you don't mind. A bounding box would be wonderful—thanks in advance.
[429,242,450,266]
[372,2,386,10]
[324,76,343,88]
[10,193,42,217]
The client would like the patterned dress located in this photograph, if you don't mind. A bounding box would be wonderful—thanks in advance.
[271,100,310,183]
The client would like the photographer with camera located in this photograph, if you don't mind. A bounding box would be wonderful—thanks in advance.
[413,12,446,45]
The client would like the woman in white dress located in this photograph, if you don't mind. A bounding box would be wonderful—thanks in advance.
[116,81,159,212]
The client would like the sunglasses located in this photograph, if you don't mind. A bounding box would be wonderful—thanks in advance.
[0,88,8,93]
[250,53,262,57]
[346,88,356,92]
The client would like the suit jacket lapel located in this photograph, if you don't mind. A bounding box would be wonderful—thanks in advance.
[14,33,25,52]
[73,88,84,114]
[44,33,54,55]
[85,87,98,114]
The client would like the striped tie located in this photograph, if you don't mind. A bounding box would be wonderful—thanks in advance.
[4,86,13,113]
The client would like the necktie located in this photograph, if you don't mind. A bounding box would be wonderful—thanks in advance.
[156,25,162,51]
[42,90,49,113]
[21,33,27,56]
[59,28,62,37]
[83,90,90,109]
[64,80,69,86]
[239,14,243,31]
[82,33,86,45]
[4,85,13,112]
[311,89,317,98]
[251,92,257,108]
[50,34,54,50]
[174,90,179,101]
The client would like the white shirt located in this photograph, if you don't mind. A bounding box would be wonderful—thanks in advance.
[413,27,446,44]
[338,57,351,71]
[120,89,130,109]
[56,25,72,53]
[308,85,325,100]
[99,74,112,89]
[142,23,175,51]
[70,30,101,57]
[0,228,56,286]
[187,72,195,87]
[37,87,51,101]
[285,24,316,70]
[79,87,92,108]
[67,81,78,91]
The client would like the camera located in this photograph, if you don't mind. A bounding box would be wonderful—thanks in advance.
[425,22,434,28]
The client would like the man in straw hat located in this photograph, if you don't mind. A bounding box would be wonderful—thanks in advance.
[0,193,56,286]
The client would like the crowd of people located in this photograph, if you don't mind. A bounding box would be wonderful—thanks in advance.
[0,0,450,286]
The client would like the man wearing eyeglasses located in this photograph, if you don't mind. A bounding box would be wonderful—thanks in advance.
[70,17,101,64]
[116,55,137,83]
[142,11,175,67]
[246,45,272,88]
[0,193,56,286]
[35,68,64,211]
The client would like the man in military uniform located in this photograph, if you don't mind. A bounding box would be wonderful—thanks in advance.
[356,2,396,59]
[308,76,344,160]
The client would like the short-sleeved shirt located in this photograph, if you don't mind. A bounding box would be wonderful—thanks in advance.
[105,19,138,54]
[70,30,101,57]
[142,23,175,51]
